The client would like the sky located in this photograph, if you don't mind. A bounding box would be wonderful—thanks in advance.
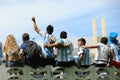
[0,0,120,45]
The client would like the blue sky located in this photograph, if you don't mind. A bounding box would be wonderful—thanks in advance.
[0,0,120,44]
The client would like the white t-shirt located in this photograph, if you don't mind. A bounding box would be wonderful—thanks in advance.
[95,43,111,64]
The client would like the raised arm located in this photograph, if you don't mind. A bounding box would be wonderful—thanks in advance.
[31,16,40,33]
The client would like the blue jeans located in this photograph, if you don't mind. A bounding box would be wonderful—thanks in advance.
[8,60,22,67]
[74,55,79,64]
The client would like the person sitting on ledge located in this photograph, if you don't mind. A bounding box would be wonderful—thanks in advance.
[74,38,91,68]
[82,37,113,67]
[3,34,22,67]
[44,31,76,67]
[108,32,120,68]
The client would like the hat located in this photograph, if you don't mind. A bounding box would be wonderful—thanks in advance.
[108,32,118,44]
[109,32,118,39]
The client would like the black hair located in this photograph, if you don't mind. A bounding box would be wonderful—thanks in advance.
[78,38,86,45]
[60,31,67,39]
[100,37,108,45]
[22,33,29,41]
[46,25,53,34]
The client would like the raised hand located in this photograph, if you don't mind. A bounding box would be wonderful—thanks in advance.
[32,16,36,23]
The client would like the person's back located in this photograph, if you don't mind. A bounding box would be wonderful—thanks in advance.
[74,38,91,68]
[19,33,42,68]
[42,33,55,58]
[110,43,120,61]
[95,37,111,67]
[95,43,110,65]
[57,38,73,62]
[82,37,112,67]
[81,48,91,66]
[44,31,75,67]
[32,17,56,66]
[108,32,120,68]
[55,31,75,67]
[3,34,22,67]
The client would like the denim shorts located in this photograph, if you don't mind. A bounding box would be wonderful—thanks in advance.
[8,60,22,67]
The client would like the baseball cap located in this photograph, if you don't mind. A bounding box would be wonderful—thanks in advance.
[108,32,118,44]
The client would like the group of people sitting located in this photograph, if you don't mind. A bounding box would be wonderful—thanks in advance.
[0,17,120,69]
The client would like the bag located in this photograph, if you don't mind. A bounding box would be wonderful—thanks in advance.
[25,40,41,59]
[25,41,43,68]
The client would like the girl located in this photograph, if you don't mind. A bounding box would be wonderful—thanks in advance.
[3,34,22,67]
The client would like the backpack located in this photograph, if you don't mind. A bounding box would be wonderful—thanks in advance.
[25,40,41,59]
[25,40,43,68]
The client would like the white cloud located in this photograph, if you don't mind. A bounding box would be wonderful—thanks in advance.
[1,0,114,25]
[0,0,120,44]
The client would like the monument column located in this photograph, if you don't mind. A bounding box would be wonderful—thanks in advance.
[101,18,107,37]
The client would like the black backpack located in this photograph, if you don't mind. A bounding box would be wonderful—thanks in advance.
[25,40,41,58]
[25,41,43,68]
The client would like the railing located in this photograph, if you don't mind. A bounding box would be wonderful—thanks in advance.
[0,60,120,80]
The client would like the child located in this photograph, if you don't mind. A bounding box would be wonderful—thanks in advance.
[74,38,91,68]
[82,37,113,67]
[3,35,22,67]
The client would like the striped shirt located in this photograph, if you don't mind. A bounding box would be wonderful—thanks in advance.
[110,43,120,62]
[74,47,91,65]
[39,31,54,58]
[56,39,73,62]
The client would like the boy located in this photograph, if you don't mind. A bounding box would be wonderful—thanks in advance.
[83,37,113,67]
[74,38,91,68]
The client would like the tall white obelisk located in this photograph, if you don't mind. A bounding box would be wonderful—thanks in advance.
[92,19,98,60]
[92,19,97,45]
[101,18,107,37]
